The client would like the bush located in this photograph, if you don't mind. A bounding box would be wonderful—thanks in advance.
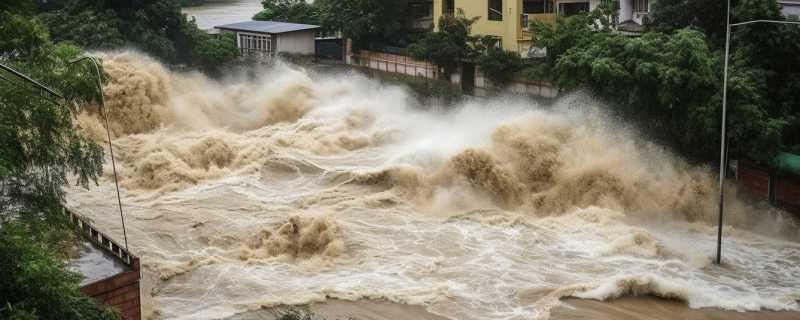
[0,221,118,320]
[476,37,523,87]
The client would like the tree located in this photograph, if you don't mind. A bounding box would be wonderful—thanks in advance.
[253,0,318,25]
[0,14,103,214]
[475,36,523,87]
[0,8,115,320]
[39,8,124,50]
[1,222,119,320]
[409,12,479,79]
[650,0,729,46]
[191,33,239,74]
[316,0,409,48]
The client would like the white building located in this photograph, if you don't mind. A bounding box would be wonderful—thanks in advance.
[780,0,800,16]
[215,21,319,58]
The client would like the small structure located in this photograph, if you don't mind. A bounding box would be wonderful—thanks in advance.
[215,21,319,58]
[64,207,142,320]
[780,0,800,16]
[736,152,800,215]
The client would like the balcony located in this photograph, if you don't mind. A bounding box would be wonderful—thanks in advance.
[521,13,556,31]
[409,16,434,31]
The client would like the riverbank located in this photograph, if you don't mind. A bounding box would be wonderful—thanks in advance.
[232,297,800,320]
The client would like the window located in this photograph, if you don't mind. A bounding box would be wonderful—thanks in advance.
[489,0,503,21]
[412,3,433,18]
[238,33,271,55]
[633,0,649,13]
[559,2,589,16]
[523,0,554,14]
[444,0,455,16]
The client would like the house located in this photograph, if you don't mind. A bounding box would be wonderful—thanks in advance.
[409,0,435,31]
[780,0,800,16]
[214,21,319,58]
[616,0,651,34]
[433,0,608,57]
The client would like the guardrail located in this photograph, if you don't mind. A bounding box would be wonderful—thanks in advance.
[63,207,134,266]
[63,206,142,320]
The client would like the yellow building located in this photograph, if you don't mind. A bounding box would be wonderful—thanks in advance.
[430,0,607,57]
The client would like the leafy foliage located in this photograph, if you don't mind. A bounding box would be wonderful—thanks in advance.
[649,0,729,46]
[409,12,479,78]
[0,7,115,320]
[530,0,800,164]
[0,220,118,320]
[475,36,523,86]
[0,13,103,214]
[34,0,239,72]
[254,0,318,25]
[316,0,411,48]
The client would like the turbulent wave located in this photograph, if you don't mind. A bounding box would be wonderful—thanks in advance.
[242,216,345,260]
[67,51,800,320]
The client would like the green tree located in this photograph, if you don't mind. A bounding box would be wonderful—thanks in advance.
[0,9,115,320]
[192,33,239,74]
[39,8,124,50]
[316,0,409,48]
[475,36,523,87]
[0,222,119,320]
[0,14,103,214]
[409,12,479,79]
[650,0,729,46]
[254,0,318,25]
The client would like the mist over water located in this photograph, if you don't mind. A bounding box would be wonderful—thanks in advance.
[67,51,800,320]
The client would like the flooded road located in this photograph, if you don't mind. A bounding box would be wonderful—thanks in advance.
[182,0,262,30]
[67,52,800,320]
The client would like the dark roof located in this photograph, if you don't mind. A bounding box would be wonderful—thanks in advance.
[215,21,319,34]
[775,152,800,176]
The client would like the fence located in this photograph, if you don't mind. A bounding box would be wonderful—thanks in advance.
[353,50,438,79]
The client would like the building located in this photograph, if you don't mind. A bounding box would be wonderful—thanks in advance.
[617,0,651,34]
[780,0,800,16]
[409,0,436,31]
[215,21,319,58]
[430,1,639,58]
[64,208,142,320]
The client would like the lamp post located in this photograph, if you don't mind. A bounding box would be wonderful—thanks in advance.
[70,56,129,251]
[716,0,800,265]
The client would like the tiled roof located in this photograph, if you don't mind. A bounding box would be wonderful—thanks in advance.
[215,21,320,34]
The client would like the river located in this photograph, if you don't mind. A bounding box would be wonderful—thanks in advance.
[66,51,800,320]
[182,0,263,30]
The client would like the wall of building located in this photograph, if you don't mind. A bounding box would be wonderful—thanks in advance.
[353,50,438,79]
[736,161,800,215]
[348,50,557,98]
[65,208,142,320]
[276,30,316,55]
[780,1,800,16]
[81,258,142,320]
[434,0,524,52]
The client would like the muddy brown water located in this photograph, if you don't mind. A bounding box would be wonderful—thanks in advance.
[66,52,800,320]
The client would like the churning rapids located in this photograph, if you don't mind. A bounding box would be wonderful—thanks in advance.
[65,52,800,320]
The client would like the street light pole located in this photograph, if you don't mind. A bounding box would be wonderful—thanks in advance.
[716,5,800,265]
[70,56,129,251]
[716,0,733,266]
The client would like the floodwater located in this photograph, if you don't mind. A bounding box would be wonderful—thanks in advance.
[182,0,263,30]
[66,52,800,320]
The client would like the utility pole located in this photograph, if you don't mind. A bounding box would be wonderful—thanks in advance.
[715,1,800,265]
[71,56,129,251]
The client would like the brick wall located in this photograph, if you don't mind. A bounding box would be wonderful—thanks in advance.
[775,175,800,213]
[737,162,771,199]
[81,257,141,320]
[737,161,800,215]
